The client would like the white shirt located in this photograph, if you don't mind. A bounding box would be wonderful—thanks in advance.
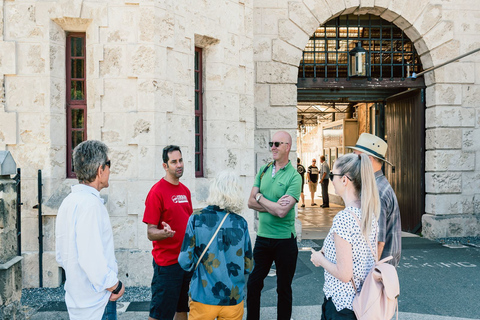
[56,184,118,320]
[323,207,377,311]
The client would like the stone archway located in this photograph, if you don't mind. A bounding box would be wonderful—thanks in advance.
[254,0,480,239]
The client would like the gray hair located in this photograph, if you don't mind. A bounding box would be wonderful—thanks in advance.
[206,170,244,214]
[73,140,109,183]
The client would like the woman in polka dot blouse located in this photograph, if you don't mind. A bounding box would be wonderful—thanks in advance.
[310,153,380,320]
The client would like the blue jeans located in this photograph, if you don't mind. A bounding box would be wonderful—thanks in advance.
[102,300,117,320]
[246,235,298,320]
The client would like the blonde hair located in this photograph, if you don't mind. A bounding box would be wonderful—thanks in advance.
[334,153,380,238]
[206,170,244,214]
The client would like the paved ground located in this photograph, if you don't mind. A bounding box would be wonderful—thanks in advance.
[26,236,480,320]
[24,195,480,319]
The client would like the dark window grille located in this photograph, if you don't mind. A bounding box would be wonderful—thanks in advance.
[299,14,422,80]
[66,33,87,178]
[194,47,204,177]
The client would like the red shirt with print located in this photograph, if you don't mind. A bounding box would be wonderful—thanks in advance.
[143,178,193,266]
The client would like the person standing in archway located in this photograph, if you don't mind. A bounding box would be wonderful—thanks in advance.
[319,156,330,208]
[297,157,306,207]
[307,159,319,206]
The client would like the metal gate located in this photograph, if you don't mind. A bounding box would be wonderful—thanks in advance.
[385,89,425,232]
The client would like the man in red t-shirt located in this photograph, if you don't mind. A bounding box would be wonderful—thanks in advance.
[143,145,193,320]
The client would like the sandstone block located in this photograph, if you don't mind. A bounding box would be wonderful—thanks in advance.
[425,106,475,128]
[6,77,47,111]
[414,4,442,36]
[256,105,297,129]
[0,41,16,75]
[256,61,298,84]
[425,150,475,171]
[278,19,310,51]
[425,194,475,215]
[239,94,254,122]
[422,213,480,239]
[462,85,480,108]
[423,20,454,52]
[116,249,152,287]
[462,172,480,195]
[111,216,138,249]
[380,9,399,22]
[425,172,462,194]
[425,128,462,149]
[205,120,244,149]
[272,39,302,67]
[261,8,288,35]
[253,37,272,62]
[0,109,17,146]
[303,0,332,25]
[463,128,480,151]
[270,84,297,106]
[324,0,345,17]
[127,180,156,217]
[106,181,129,217]
[288,1,319,35]
[102,79,137,112]
[22,251,61,288]
[127,113,155,146]
[431,62,475,84]
[425,84,462,107]
[108,146,138,180]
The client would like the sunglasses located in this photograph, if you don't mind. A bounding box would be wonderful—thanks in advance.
[269,141,289,148]
[104,160,111,168]
[329,172,352,182]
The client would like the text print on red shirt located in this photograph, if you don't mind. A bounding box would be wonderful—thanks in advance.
[172,195,189,203]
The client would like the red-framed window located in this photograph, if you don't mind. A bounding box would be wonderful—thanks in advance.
[194,47,204,177]
[66,33,87,178]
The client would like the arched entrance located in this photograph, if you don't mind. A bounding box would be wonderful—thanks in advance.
[297,13,426,233]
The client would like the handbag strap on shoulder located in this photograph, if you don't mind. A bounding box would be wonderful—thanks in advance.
[195,212,230,270]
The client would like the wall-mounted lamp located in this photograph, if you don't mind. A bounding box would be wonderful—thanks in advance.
[349,42,368,77]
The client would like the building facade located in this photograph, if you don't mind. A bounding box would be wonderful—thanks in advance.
[0,0,479,288]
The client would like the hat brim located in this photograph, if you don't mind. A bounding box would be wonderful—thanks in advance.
[346,146,394,166]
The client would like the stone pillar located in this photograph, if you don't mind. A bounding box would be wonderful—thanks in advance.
[0,154,24,319]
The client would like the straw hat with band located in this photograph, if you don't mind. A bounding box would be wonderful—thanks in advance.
[347,133,394,166]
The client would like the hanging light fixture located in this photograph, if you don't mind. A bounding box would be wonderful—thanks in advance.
[349,42,368,77]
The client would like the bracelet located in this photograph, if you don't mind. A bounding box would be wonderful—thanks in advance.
[112,280,122,294]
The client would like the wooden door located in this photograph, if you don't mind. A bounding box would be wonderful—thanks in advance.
[385,89,425,233]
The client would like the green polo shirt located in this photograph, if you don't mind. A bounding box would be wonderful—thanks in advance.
[253,161,302,239]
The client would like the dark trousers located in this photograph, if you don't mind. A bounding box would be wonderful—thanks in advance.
[246,235,298,320]
[321,297,356,320]
[321,179,329,206]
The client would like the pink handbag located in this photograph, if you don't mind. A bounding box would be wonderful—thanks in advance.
[348,211,400,320]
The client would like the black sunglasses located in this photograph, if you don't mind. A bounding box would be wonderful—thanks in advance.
[269,141,289,148]
[329,172,351,182]
[104,160,111,168]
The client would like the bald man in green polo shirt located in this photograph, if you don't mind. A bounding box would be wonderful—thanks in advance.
[246,131,302,320]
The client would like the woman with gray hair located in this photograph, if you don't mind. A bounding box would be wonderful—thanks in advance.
[179,170,253,320]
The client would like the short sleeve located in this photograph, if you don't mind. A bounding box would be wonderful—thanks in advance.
[331,210,355,244]
[285,172,302,201]
[253,165,265,188]
[143,188,162,225]
[377,192,390,243]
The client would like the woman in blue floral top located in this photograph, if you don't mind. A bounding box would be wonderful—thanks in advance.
[179,170,253,320]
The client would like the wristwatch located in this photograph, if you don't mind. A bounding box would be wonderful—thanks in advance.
[112,281,122,294]
[255,193,262,203]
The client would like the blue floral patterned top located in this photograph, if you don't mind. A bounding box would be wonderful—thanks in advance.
[178,205,253,306]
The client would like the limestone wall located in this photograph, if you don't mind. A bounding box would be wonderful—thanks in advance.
[0,0,255,288]
[1,0,480,289]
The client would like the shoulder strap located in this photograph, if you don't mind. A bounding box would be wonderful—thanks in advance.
[195,212,230,270]
[345,208,378,261]
[260,161,273,180]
